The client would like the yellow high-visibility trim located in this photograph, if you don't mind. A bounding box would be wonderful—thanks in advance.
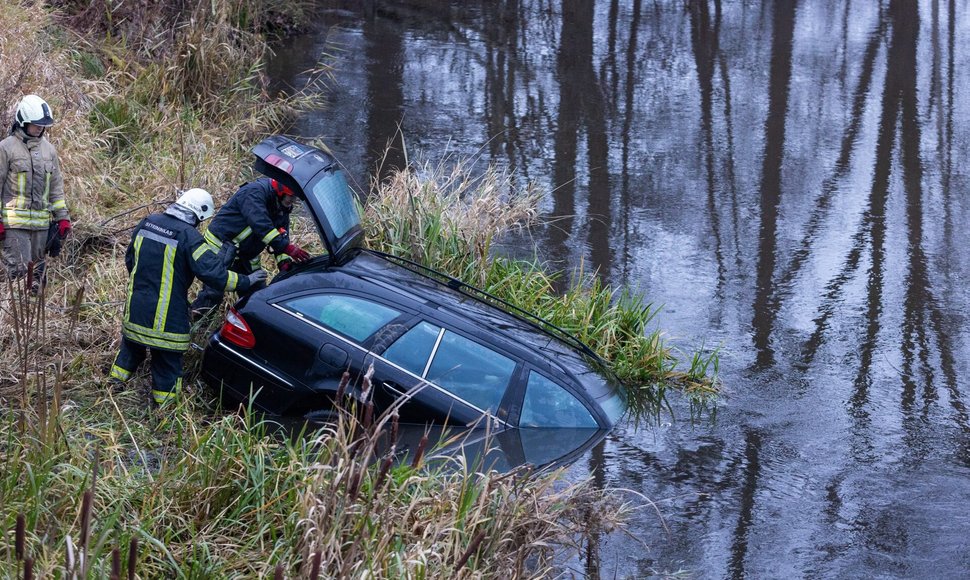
[153,378,181,405]
[203,229,223,248]
[43,172,50,204]
[125,236,143,318]
[122,321,191,351]
[261,228,280,245]
[192,244,212,261]
[1,210,49,228]
[110,365,131,381]
[50,199,66,211]
[233,226,252,244]
[226,270,238,291]
[17,173,25,198]
[153,244,176,332]
[153,389,177,404]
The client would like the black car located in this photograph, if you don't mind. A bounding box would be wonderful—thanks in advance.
[200,136,625,430]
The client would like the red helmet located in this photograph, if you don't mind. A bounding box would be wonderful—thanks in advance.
[270,179,294,197]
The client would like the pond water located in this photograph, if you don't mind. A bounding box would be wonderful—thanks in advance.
[268,1,970,577]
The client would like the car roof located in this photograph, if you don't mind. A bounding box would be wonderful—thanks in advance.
[260,250,616,395]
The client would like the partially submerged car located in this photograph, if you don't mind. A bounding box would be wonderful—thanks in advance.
[200,136,625,430]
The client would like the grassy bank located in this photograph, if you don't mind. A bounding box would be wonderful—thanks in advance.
[2,1,713,577]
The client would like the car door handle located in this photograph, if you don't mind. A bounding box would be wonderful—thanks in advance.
[318,344,348,368]
[382,381,406,397]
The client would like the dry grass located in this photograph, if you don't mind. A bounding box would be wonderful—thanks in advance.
[1,2,641,578]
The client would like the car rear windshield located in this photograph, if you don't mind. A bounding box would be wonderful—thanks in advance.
[310,170,359,238]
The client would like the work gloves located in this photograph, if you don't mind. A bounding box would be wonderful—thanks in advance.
[246,269,266,288]
[278,260,292,273]
[0,222,4,241]
[58,219,71,237]
[246,270,269,287]
[284,243,310,262]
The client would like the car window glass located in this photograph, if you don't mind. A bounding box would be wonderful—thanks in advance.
[426,331,516,414]
[310,170,358,238]
[285,294,400,342]
[382,321,441,376]
[520,371,598,428]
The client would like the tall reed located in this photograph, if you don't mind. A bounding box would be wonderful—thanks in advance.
[362,156,722,417]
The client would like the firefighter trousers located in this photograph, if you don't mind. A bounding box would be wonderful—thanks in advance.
[109,336,183,405]
[1,228,46,289]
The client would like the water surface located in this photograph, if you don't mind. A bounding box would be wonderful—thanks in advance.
[270,1,970,577]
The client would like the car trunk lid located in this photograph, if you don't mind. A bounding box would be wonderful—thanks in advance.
[252,136,363,264]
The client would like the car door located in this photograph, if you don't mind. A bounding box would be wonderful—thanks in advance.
[375,320,519,428]
[272,291,409,405]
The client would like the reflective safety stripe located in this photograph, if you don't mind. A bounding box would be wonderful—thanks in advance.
[1,208,50,228]
[153,389,177,405]
[261,228,280,245]
[226,270,238,291]
[123,320,191,351]
[203,229,223,248]
[110,365,132,381]
[192,243,212,261]
[126,236,143,317]
[17,173,26,199]
[205,227,255,249]
[233,226,252,244]
[42,173,50,208]
[153,378,182,405]
[249,257,261,270]
[153,244,176,332]
[275,254,291,264]
[140,230,177,247]
[50,199,66,211]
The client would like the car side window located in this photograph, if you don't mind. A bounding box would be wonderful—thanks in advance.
[284,294,400,342]
[382,321,441,376]
[425,331,516,414]
[520,371,598,428]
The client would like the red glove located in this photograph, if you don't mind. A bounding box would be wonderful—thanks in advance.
[58,219,71,237]
[284,243,310,262]
[0,222,5,241]
[278,260,292,272]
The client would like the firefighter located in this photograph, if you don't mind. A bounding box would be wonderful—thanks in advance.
[0,95,71,291]
[190,177,310,317]
[109,188,267,406]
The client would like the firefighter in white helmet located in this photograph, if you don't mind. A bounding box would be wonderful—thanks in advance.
[0,94,71,291]
[108,188,267,407]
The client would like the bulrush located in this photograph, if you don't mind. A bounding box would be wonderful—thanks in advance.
[411,434,429,469]
[110,547,120,580]
[15,513,25,561]
[335,370,350,402]
[126,537,138,580]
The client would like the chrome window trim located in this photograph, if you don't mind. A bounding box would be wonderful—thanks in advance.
[217,340,293,388]
[271,303,509,428]
[422,326,446,378]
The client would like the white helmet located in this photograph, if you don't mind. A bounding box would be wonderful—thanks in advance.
[175,188,214,221]
[15,95,54,127]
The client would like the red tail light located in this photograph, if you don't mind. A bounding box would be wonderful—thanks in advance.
[220,308,256,349]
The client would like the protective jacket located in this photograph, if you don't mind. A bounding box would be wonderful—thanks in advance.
[0,126,68,230]
[123,207,251,352]
[203,178,292,267]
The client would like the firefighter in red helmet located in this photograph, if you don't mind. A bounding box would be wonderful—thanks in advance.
[190,177,310,318]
